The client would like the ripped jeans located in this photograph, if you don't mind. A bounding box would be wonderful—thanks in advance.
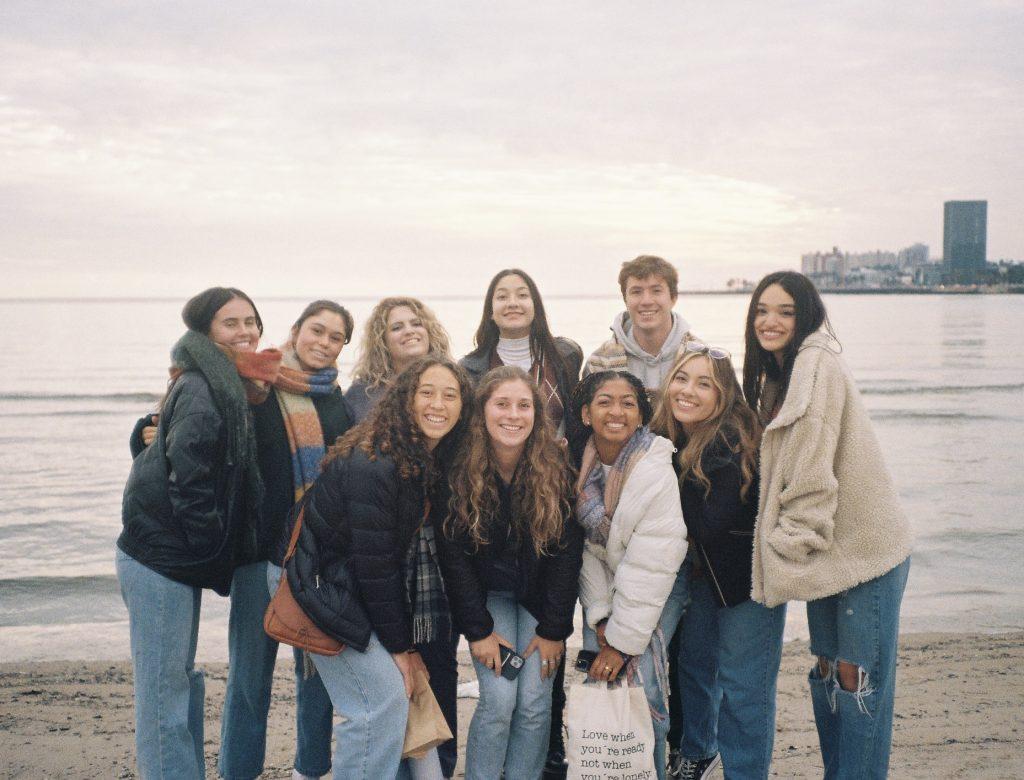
[806,557,910,780]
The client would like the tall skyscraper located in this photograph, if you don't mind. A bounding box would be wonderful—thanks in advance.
[943,201,987,283]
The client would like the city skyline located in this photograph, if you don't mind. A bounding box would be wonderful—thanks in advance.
[2,2,1022,298]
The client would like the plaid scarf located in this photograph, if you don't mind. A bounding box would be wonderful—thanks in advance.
[575,426,656,548]
[489,348,564,429]
[405,500,450,645]
[273,347,338,503]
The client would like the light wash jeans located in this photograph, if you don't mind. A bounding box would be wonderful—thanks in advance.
[265,563,440,780]
[116,547,205,779]
[464,593,555,780]
[581,569,689,780]
[807,557,910,780]
[677,564,786,779]
[219,560,332,779]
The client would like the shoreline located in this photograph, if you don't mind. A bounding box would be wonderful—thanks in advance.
[1,631,1021,779]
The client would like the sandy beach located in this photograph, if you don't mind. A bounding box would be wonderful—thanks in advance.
[1,632,1022,779]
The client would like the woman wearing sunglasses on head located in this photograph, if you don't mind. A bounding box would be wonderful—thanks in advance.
[651,342,785,780]
[744,271,911,779]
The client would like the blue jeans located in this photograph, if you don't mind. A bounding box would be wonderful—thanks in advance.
[116,548,205,779]
[807,557,910,780]
[465,593,554,780]
[266,563,431,780]
[677,565,786,778]
[220,561,332,779]
[582,570,689,780]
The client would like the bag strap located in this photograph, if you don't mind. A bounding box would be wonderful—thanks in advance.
[282,504,305,564]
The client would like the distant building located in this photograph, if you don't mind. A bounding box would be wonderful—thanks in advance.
[897,243,929,269]
[914,263,944,287]
[801,246,848,287]
[943,201,987,283]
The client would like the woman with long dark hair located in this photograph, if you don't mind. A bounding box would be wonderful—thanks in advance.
[437,366,583,780]
[743,271,912,779]
[651,344,785,779]
[460,269,582,435]
[119,287,278,779]
[268,356,473,779]
[571,370,687,780]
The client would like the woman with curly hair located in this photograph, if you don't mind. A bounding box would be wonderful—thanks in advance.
[436,366,583,780]
[460,269,582,436]
[651,344,785,780]
[345,297,452,422]
[267,356,473,779]
[571,370,687,780]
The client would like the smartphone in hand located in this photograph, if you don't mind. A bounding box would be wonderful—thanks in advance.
[498,644,525,681]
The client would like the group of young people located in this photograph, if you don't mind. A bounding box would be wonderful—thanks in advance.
[117,256,912,780]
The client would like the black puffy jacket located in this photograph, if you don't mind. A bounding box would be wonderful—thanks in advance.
[119,372,255,595]
[678,439,759,608]
[435,475,584,642]
[285,447,429,653]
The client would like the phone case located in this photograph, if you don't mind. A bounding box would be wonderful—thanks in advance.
[499,645,525,681]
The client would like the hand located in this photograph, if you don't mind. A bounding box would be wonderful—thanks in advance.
[596,619,608,649]
[391,650,429,699]
[523,635,564,680]
[469,631,513,678]
[587,644,627,683]
[142,416,159,447]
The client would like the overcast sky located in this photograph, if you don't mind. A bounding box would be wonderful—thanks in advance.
[2,1,1021,298]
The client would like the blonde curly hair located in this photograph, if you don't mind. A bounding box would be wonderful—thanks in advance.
[446,366,573,556]
[350,297,452,389]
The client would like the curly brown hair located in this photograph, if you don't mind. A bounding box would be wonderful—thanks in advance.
[650,350,761,500]
[350,297,452,390]
[447,366,573,556]
[325,356,474,484]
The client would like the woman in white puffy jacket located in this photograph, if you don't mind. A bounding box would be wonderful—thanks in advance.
[569,369,687,780]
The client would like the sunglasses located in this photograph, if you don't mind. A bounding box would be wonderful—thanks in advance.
[683,340,731,360]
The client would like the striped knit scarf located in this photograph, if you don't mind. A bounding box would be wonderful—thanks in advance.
[273,347,338,502]
[574,426,656,547]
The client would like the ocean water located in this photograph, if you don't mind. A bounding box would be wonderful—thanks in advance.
[1,294,1021,662]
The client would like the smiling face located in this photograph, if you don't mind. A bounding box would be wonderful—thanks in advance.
[484,378,535,460]
[292,310,347,371]
[208,297,260,352]
[582,377,642,461]
[412,365,463,450]
[490,273,535,339]
[624,273,677,340]
[754,283,797,359]
[668,354,721,433]
[385,305,430,371]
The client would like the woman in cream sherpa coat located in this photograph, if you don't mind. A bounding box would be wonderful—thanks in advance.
[743,271,911,780]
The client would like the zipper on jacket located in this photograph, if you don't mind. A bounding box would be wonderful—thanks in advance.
[698,543,728,607]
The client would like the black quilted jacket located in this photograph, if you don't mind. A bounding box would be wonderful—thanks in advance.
[281,447,427,654]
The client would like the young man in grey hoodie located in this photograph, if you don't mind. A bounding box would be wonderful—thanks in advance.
[584,255,697,398]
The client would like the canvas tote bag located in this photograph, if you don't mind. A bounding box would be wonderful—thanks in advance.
[565,681,656,780]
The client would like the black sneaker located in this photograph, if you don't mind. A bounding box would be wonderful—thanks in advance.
[670,752,721,780]
[542,748,568,779]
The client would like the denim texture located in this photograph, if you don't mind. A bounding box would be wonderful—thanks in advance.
[219,561,332,779]
[116,548,205,779]
[581,569,688,780]
[465,593,554,780]
[806,557,910,780]
[415,629,459,778]
[678,565,786,778]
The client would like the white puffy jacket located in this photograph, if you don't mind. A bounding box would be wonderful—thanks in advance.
[578,435,687,656]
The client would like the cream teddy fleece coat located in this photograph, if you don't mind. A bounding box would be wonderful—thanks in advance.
[752,331,912,608]
[578,435,687,656]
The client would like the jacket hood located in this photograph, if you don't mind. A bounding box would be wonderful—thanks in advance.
[611,311,691,363]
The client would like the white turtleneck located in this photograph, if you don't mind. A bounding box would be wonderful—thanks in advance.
[496,336,533,369]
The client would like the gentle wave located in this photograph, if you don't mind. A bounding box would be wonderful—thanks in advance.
[0,391,162,402]
[0,410,133,419]
[861,382,1024,396]
[870,410,1006,422]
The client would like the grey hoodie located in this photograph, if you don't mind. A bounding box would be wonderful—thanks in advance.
[585,311,695,392]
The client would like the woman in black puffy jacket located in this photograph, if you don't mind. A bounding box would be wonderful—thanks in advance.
[118,287,274,780]
[437,366,583,780]
[267,355,473,780]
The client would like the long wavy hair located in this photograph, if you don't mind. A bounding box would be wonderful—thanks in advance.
[742,271,835,415]
[350,297,452,390]
[651,350,761,500]
[325,356,473,486]
[465,269,568,378]
[447,366,572,555]
[566,370,653,466]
